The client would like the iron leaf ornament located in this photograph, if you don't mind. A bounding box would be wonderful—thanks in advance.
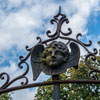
[0,6,100,94]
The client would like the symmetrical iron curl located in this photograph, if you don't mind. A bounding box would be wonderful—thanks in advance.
[46,6,72,38]
[0,59,29,90]
[85,50,100,80]
[0,72,10,89]
[0,6,100,94]
[0,45,31,90]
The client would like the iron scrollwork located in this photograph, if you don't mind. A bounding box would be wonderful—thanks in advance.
[0,6,100,94]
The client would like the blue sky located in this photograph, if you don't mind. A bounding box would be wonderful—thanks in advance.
[0,0,100,100]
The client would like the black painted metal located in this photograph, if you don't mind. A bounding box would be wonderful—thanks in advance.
[1,80,100,94]
[52,75,60,100]
[0,6,100,100]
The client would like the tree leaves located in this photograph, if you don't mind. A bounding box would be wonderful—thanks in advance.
[0,93,12,100]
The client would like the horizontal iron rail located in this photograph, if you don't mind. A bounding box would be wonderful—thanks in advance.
[1,79,100,94]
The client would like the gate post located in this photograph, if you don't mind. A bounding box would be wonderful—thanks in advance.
[52,75,60,100]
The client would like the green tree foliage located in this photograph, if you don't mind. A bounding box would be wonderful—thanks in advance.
[35,56,100,100]
[0,93,12,100]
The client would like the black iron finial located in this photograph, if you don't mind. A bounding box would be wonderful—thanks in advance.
[59,6,61,14]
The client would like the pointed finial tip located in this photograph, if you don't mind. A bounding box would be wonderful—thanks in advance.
[59,6,61,14]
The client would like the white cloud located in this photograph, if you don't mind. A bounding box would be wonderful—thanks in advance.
[8,0,23,8]
[1,61,16,72]
[11,89,37,100]
[62,0,100,36]
[0,0,99,51]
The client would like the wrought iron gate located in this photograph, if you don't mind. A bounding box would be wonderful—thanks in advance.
[0,7,100,100]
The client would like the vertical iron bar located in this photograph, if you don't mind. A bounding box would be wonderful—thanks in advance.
[52,75,60,100]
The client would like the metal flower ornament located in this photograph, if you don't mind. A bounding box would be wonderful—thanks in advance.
[0,7,100,100]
